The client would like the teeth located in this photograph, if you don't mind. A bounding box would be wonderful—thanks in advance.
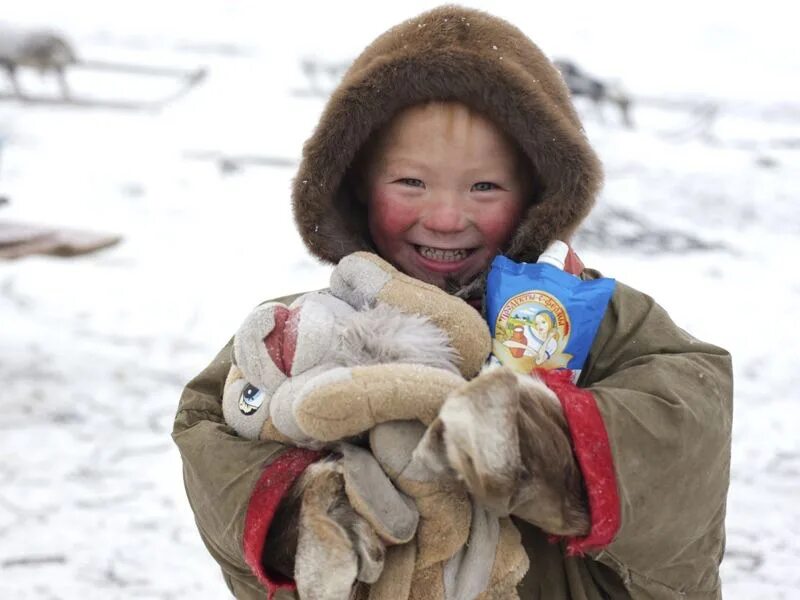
[417,246,470,262]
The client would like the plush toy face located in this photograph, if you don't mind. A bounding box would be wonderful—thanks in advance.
[222,292,357,442]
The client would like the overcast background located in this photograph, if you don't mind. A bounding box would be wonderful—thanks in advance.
[1,1,798,598]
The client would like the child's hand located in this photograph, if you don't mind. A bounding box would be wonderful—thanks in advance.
[422,367,590,536]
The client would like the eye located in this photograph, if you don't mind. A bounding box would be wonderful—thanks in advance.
[471,181,498,192]
[238,383,264,416]
[396,178,425,188]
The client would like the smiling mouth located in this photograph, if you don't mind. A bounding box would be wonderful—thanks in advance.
[414,245,476,262]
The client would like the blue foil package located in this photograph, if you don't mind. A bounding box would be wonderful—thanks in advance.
[486,255,616,382]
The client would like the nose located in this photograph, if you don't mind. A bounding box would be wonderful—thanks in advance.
[420,193,469,233]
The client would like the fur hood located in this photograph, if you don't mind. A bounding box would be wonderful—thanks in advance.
[292,4,602,267]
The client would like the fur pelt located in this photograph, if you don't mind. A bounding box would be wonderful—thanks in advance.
[424,367,590,536]
[292,5,602,269]
[265,456,386,584]
[294,460,387,600]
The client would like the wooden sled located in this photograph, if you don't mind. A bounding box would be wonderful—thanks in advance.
[0,220,121,259]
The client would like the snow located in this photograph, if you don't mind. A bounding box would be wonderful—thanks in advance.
[1,1,799,598]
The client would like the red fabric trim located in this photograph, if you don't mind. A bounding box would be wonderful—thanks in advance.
[243,448,324,599]
[540,369,620,555]
[565,245,585,276]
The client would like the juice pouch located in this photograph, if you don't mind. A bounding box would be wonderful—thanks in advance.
[486,242,616,383]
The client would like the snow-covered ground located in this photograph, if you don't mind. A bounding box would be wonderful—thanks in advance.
[1,1,798,598]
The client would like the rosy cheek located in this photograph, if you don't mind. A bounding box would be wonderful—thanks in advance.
[368,187,420,237]
[478,212,520,250]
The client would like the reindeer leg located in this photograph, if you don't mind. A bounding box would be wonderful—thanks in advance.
[590,83,606,125]
[4,64,25,99]
[55,67,71,100]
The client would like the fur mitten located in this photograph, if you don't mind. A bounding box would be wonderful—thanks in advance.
[422,366,590,536]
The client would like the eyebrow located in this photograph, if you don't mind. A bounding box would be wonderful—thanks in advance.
[381,156,514,177]
[379,156,430,171]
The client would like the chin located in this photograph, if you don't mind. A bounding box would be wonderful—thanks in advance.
[388,247,491,290]
[406,267,448,289]
[410,263,482,291]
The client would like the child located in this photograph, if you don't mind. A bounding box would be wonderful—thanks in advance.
[173,6,732,600]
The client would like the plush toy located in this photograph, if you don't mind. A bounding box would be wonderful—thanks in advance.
[222,252,529,600]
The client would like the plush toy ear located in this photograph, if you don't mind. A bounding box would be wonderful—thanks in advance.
[233,302,292,393]
[282,294,342,377]
[236,294,348,384]
[338,442,419,545]
[226,302,297,441]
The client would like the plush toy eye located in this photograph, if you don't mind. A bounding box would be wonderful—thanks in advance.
[238,384,264,415]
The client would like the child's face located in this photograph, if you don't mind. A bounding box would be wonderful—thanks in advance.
[365,102,529,289]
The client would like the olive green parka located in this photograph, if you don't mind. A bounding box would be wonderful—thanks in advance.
[173,6,732,599]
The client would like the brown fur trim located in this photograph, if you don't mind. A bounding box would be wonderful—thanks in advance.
[292,5,602,266]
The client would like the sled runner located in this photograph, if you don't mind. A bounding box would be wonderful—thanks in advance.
[1,24,206,111]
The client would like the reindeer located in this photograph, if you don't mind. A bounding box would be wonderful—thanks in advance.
[554,58,633,128]
[0,25,77,99]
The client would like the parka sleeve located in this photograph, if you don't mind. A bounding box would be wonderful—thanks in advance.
[172,340,322,599]
[554,280,733,596]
